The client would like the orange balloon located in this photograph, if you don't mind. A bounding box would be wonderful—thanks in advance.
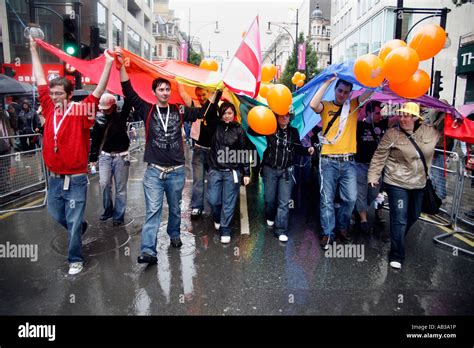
[261,63,277,83]
[267,84,292,115]
[408,24,446,61]
[248,106,277,135]
[389,69,431,99]
[384,47,419,84]
[354,54,385,88]
[296,79,304,87]
[378,39,407,61]
[291,76,298,85]
[259,83,273,98]
[300,73,306,81]
[199,59,218,71]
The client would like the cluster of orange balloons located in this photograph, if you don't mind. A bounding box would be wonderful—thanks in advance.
[353,24,446,99]
[291,71,306,87]
[199,58,218,71]
[249,82,293,135]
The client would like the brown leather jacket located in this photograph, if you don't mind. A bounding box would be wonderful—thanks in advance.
[368,123,439,190]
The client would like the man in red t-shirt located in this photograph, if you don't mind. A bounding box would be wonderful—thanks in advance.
[30,37,114,275]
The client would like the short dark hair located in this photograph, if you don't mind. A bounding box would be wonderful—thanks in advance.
[366,100,382,114]
[152,77,171,92]
[218,101,236,119]
[49,77,73,96]
[335,79,353,91]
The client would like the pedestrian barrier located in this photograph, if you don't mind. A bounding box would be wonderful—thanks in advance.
[127,121,145,155]
[0,134,47,214]
[432,150,474,256]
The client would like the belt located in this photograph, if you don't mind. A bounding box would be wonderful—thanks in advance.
[194,144,210,150]
[148,163,184,180]
[101,150,129,157]
[49,171,86,178]
[321,154,354,162]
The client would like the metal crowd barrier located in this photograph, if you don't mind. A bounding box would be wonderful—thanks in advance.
[0,134,47,214]
[432,149,474,256]
[127,121,145,159]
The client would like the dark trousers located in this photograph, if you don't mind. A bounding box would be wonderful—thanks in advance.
[385,183,424,263]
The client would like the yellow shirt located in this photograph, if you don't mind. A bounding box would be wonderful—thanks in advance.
[320,98,359,155]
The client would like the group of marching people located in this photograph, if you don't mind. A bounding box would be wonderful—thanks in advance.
[29,38,446,275]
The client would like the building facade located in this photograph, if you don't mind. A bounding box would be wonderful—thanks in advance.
[309,4,331,69]
[330,0,474,106]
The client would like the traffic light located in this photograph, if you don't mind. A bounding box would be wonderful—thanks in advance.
[90,26,107,58]
[63,14,79,57]
[433,70,443,99]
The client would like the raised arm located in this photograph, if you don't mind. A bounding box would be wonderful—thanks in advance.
[92,50,115,99]
[177,83,193,107]
[29,37,46,86]
[310,74,337,114]
[357,88,374,104]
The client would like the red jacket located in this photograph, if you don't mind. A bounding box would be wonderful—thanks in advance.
[38,84,99,174]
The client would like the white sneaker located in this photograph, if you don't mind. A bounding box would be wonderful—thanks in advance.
[278,234,288,242]
[214,222,220,230]
[389,261,402,269]
[266,220,274,227]
[220,236,231,244]
[68,262,83,275]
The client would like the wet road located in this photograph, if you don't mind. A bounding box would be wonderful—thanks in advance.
[0,146,473,316]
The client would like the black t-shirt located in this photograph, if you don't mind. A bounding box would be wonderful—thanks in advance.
[355,119,388,164]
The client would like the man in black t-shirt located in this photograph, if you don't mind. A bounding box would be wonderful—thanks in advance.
[115,48,212,265]
[355,101,388,233]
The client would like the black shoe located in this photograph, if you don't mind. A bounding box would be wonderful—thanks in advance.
[82,221,88,235]
[320,235,334,250]
[191,209,202,220]
[337,229,353,244]
[113,220,124,226]
[99,215,112,221]
[137,253,158,264]
[170,238,183,248]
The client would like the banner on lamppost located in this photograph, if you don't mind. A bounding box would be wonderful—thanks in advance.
[297,43,306,70]
[276,64,282,80]
[180,42,188,62]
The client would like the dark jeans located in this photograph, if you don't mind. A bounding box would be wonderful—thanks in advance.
[262,165,295,236]
[47,174,88,263]
[385,183,424,264]
[207,169,241,236]
[191,146,210,211]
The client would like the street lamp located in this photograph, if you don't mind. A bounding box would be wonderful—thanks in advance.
[187,9,220,63]
[394,5,451,96]
[266,8,299,64]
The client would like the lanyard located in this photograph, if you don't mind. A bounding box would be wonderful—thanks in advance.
[156,105,170,136]
[53,103,74,153]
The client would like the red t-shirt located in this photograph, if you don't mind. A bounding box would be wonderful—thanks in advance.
[38,84,99,174]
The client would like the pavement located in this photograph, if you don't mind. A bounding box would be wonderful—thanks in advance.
[0,145,473,316]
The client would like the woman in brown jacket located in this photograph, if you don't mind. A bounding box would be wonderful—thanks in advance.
[368,102,439,270]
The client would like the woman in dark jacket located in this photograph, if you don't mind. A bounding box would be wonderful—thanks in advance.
[207,102,250,244]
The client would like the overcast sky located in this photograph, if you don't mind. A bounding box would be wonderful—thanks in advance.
[169,0,305,71]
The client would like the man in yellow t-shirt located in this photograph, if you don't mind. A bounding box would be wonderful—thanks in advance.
[310,75,372,250]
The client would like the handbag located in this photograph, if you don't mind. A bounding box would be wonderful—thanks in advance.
[401,129,442,215]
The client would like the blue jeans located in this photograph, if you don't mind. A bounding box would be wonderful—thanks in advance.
[356,162,380,212]
[191,146,210,211]
[140,165,186,256]
[184,121,191,140]
[262,165,295,236]
[385,183,424,263]
[431,153,446,200]
[207,169,240,236]
[47,174,88,263]
[320,157,357,238]
[98,153,130,223]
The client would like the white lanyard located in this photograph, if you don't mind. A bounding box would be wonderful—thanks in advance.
[53,103,74,153]
[156,105,170,136]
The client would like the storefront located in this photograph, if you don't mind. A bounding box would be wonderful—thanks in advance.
[456,42,474,104]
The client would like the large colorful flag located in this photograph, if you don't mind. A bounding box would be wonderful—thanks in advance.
[223,16,262,98]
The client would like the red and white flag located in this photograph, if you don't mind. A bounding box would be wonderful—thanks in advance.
[223,16,262,98]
